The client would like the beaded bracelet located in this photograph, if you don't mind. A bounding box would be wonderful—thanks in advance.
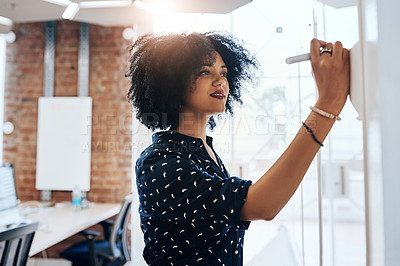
[310,106,341,121]
[302,122,324,147]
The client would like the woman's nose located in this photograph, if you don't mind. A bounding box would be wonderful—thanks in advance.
[213,75,227,87]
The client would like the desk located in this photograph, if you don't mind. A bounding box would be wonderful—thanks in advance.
[27,203,120,256]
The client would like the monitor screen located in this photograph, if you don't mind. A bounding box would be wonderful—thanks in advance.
[0,165,18,212]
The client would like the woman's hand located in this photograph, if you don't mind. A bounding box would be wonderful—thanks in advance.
[310,39,350,115]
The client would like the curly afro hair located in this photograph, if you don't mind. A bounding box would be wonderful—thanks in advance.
[126,31,259,131]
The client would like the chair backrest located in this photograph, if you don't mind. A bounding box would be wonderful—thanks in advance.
[0,222,38,266]
[109,194,134,260]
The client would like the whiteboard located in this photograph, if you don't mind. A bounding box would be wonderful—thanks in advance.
[36,97,92,191]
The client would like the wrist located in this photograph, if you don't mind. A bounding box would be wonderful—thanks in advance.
[310,106,341,121]
[314,99,344,116]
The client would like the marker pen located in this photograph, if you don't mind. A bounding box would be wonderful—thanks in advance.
[285,53,310,64]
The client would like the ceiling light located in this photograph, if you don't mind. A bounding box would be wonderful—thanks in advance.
[79,0,132,8]
[3,122,14,134]
[62,3,80,20]
[0,16,13,27]
[5,31,16,43]
[122,27,138,41]
[134,0,169,13]
[42,0,71,6]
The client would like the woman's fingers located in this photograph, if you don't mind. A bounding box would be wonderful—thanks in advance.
[310,38,326,60]
[320,42,333,59]
[342,48,351,94]
[343,47,350,62]
[332,41,343,61]
[311,39,338,64]
[310,39,347,64]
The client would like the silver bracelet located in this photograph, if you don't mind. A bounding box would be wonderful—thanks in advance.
[310,106,341,121]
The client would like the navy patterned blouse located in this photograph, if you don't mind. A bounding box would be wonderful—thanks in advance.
[135,130,252,265]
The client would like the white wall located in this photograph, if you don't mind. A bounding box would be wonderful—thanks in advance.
[376,0,400,265]
[361,0,400,265]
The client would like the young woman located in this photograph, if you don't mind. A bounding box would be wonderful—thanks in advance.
[126,32,349,265]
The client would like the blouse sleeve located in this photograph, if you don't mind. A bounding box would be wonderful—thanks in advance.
[136,151,252,228]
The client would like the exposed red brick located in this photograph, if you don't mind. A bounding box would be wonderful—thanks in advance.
[4,21,133,258]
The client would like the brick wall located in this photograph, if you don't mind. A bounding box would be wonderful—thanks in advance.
[4,22,45,202]
[88,23,132,203]
[4,21,133,256]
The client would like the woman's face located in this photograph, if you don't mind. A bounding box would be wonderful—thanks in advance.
[182,52,229,116]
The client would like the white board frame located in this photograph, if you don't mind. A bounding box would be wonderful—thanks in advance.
[36,97,92,191]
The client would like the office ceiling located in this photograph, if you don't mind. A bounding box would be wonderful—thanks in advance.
[0,0,252,33]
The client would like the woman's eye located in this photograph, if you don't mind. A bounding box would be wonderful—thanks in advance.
[221,72,228,77]
[200,71,210,75]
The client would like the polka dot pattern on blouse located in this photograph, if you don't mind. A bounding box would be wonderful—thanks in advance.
[136,130,252,265]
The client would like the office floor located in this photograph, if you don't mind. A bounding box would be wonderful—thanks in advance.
[244,219,365,266]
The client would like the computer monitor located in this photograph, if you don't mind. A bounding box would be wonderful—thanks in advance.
[0,165,18,212]
[0,165,24,229]
[0,165,25,231]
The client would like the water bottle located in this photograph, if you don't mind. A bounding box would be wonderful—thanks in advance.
[72,185,81,208]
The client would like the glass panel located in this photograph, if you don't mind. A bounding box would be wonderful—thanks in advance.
[146,1,367,265]
[315,3,366,266]
[223,1,319,265]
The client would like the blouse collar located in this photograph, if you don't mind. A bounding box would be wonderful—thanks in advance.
[152,130,214,150]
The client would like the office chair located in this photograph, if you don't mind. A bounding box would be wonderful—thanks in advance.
[0,222,38,266]
[60,194,134,266]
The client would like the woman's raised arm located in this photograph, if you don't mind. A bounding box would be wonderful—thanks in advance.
[241,39,350,221]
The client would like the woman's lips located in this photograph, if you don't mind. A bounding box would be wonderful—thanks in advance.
[210,94,225,99]
[210,90,226,99]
